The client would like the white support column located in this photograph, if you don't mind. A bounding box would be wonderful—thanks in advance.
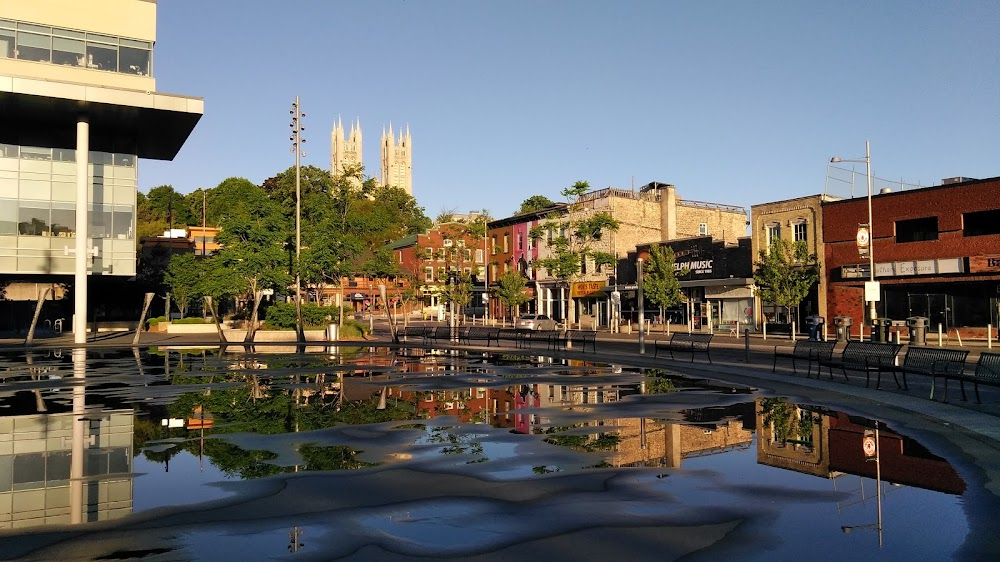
[74,118,89,344]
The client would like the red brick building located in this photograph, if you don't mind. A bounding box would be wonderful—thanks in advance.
[823,176,1000,339]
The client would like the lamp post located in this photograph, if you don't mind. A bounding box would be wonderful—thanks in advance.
[637,257,645,354]
[831,140,877,330]
[290,98,306,343]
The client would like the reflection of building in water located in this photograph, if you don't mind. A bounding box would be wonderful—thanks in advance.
[755,398,965,494]
[0,410,133,528]
[612,404,755,468]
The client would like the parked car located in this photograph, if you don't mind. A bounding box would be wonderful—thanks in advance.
[516,314,558,331]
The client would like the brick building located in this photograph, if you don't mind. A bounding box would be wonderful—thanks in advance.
[823,176,1000,339]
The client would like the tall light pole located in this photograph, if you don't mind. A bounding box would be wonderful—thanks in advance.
[831,140,876,330]
[290,98,306,342]
[637,257,645,354]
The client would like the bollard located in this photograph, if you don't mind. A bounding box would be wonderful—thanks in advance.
[938,323,943,347]
[955,329,963,347]
[791,321,797,342]
[763,320,767,341]
[989,324,993,350]
[744,328,751,362]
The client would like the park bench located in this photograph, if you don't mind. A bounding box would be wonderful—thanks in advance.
[818,341,902,387]
[967,352,1000,404]
[653,332,713,363]
[772,340,836,376]
[886,347,970,400]
[459,326,501,347]
[564,330,597,353]
[429,325,455,343]
[496,328,527,348]
[521,329,559,349]
[400,325,430,344]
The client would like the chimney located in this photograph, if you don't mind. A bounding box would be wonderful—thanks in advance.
[660,184,677,240]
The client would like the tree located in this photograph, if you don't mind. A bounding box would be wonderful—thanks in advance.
[164,253,203,318]
[753,238,820,324]
[493,271,532,321]
[533,181,619,325]
[518,195,555,215]
[642,244,687,324]
[145,185,195,226]
[435,208,457,224]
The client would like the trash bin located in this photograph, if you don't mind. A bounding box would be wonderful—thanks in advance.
[907,316,929,346]
[833,316,853,342]
[327,323,339,341]
[805,315,825,341]
[871,318,892,343]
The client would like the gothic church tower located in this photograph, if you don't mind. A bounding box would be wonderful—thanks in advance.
[381,123,412,196]
[331,117,363,181]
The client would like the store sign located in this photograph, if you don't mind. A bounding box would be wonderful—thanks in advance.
[675,259,713,275]
[570,281,606,298]
[970,255,1000,273]
[841,264,870,279]
[705,285,752,299]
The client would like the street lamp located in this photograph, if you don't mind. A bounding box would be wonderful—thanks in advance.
[290,98,306,343]
[831,140,877,330]
[637,257,645,354]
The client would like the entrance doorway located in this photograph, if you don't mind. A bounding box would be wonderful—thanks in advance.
[907,293,952,331]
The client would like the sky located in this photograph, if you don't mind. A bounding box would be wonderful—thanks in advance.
[143,1,1000,221]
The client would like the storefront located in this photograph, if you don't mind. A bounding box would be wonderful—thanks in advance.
[570,280,607,329]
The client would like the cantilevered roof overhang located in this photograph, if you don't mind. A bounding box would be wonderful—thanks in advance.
[0,75,203,160]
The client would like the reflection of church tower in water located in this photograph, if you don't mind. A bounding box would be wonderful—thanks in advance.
[381,123,412,196]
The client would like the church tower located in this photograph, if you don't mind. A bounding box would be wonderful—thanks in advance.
[381,123,412,196]
[331,117,363,182]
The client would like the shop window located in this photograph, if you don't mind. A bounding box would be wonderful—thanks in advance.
[895,216,938,243]
[963,209,1000,237]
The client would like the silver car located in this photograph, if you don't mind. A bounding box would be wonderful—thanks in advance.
[516,314,558,331]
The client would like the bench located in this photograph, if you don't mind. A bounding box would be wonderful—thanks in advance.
[400,325,430,344]
[565,330,597,353]
[496,328,527,348]
[653,333,713,363]
[772,340,836,376]
[521,329,559,349]
[888,347,970,400]
[818,341,903,388]
[968,352,1000,404]
[429,325,455,343]
[459,326,501,347]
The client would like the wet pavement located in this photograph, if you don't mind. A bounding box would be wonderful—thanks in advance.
[0,325,997,560]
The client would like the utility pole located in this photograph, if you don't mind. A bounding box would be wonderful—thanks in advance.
[638,257,645,354]
[290,98,306,343]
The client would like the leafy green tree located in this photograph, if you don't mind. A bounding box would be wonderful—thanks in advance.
[642,244,687,323]
[493,270,532,321]
[145,185,195,226]
[164,253,203,318]
[518,195,555,214]
[753,238,820,324]
[533,181,619,325]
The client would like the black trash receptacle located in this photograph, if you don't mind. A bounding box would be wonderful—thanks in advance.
[833,316,853,342]
[805,315,825,341]
[871,318,892,343]
[907,316,929,346]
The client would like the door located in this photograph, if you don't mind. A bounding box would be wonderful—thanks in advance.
[907,293,951,330]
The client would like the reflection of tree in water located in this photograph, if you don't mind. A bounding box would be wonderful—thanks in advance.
[138,372,417,478]
[644,369,678,394]
[427,427,486,462]
[758,397,818,445]
[540,426,621,453]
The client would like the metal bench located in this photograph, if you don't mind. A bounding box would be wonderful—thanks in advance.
[772,340,836,376]
[496,328,527,348]
[429,325,454,343]
[889,346,970,400]
[653,332,713,363]
[400,326,430,344]
[967,351,1000,404]
[818,341,902,387]
[459,326,501,347]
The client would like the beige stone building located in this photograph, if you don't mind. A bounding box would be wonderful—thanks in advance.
[526,183,747,326]
[330,117,362,181]
[381,124,412,196]
[750,194,839,328]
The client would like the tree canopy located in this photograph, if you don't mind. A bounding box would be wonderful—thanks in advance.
[518,195,555,215]
[642,244,687,313]
[753,238,820,321]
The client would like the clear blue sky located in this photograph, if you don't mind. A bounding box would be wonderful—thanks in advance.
[142,0,1000,220]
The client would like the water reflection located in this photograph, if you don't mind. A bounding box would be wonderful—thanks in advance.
[0,346,974,559]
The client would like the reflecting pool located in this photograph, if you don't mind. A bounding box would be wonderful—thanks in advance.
[0,346,983,560]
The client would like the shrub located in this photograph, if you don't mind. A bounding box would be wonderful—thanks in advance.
[340,318,370,338]
[147,316,167,327]
[263,302,338,329]
[173,317,209,324]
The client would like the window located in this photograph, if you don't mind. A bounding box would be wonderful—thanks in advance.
[475,248,484,263]
[699,223,708,236]
[895,216,938,243]
[424,267,434,282]
[793,221,808,243]
[464,249,472,262]
[518,233,523,251]
[503,233,509,252]
[766,223,781,249]
[443,239,453,247]
[491,235,497,255]
[964,209,1000,237]
[18,200,49,235]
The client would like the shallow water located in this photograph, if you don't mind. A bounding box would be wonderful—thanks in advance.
[0,346,975,560]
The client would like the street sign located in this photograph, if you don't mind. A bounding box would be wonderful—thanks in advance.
[863,430,877,458]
